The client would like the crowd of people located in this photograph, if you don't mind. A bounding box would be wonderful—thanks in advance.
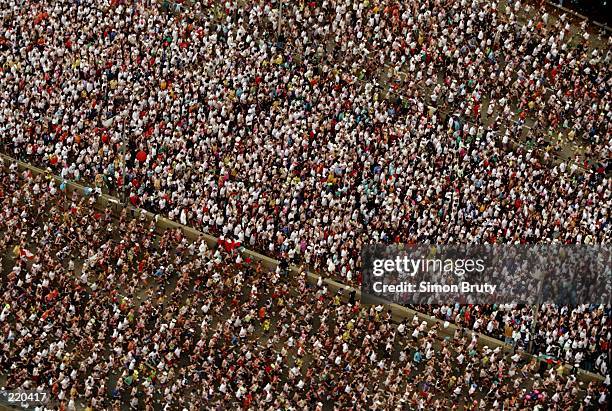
[419,303,611,376]
[0,0,610,407]
[2,0,609,273]
[1,161,609,410]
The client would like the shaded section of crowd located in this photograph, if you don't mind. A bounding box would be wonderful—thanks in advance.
[0,160,609,410]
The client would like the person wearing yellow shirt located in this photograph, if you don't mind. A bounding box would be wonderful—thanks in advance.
[556,363,565,376]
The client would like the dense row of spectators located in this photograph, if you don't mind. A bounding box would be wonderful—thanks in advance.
[0,0,610,403]
[1,161,609,409]
[2,0,609,274]
[419,302,611,376]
